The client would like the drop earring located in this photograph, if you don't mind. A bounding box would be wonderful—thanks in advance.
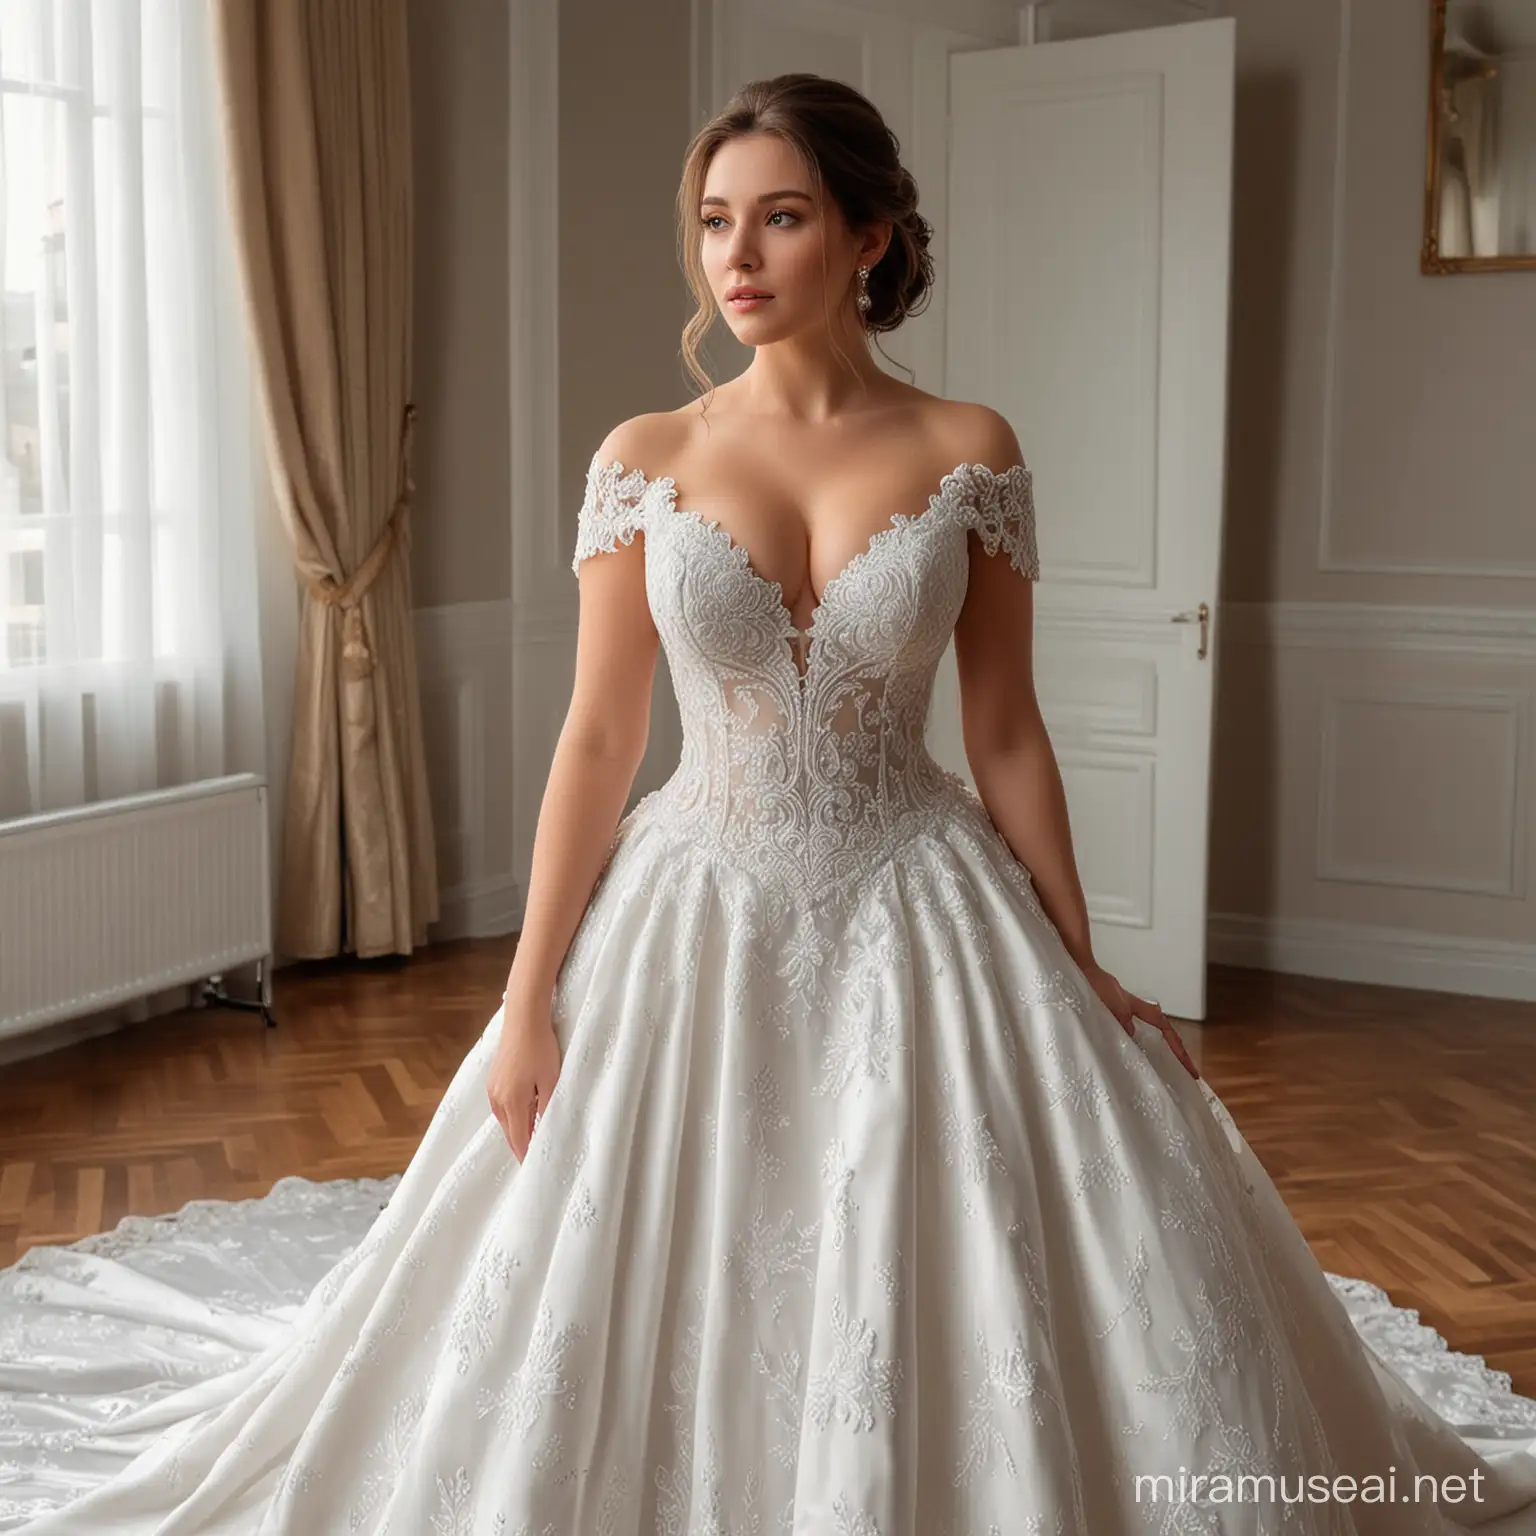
[855,264,871,319]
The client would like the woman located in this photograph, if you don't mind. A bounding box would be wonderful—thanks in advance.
[4,72,1536,1536]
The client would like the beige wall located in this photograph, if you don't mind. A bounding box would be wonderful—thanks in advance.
[408,0,512,610]
[1219,0,1536,610]
[408,0,696,594]
[405,0,696,943]
[553,0,697,799]
[1208,0,1536,984]
[557,0,696,523]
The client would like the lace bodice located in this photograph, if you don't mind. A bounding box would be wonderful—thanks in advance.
[573,453,1039,908]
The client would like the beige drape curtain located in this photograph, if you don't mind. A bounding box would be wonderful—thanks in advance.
[212,0,439,959]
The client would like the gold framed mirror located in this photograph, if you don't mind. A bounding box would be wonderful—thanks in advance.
[1422,0,1536,273]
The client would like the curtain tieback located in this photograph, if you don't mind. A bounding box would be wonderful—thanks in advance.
[310,403,418,678]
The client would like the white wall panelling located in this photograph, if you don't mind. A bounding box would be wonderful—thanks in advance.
[1315,687,1526,899]
[1209,913,1536,1006]
[502,0,562,943]
[417,600,522,941]
[1212,600,1536,1002]
[1220,601,1536,661]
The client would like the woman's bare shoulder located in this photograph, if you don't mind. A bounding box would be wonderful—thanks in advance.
[861,385,1024,474]
[593,412,691,478]
[922,396,1026,473]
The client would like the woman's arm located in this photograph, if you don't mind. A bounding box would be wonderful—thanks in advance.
[503,439,661,1011]
[502,726,650,1012]
[948,406,1198,1077]
[953,538,1095,970]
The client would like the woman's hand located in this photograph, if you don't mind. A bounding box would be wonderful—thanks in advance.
[1081,960,1200,1080]
[486,990,564,1160]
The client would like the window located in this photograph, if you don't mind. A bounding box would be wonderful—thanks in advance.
[0,0,252,818]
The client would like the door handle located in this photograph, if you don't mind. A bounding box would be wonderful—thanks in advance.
[1171,601,1210,660]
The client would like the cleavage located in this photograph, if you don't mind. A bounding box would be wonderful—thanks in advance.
[728,517,823,631]
[687,496,900,630]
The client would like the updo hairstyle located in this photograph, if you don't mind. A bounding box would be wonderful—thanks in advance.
[676,73,934,393]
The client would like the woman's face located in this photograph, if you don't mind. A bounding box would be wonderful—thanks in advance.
[697,131,880,346]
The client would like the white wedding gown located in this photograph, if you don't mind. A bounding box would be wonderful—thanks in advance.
[4,453,1536,1535]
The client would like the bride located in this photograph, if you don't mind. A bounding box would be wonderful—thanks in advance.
[4,71,1536,1536]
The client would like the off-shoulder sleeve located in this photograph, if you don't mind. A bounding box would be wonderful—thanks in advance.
[964,462,1039,581]
[572,454,650,576]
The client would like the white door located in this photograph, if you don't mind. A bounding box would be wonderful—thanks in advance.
[929,19,1236,1021]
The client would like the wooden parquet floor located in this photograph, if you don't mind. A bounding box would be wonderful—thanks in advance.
[1,946,1532,1396]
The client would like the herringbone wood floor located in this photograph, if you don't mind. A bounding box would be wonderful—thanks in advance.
[1,944,1532,1395]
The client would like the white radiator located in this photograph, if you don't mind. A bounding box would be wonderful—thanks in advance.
[0,773,273,1042]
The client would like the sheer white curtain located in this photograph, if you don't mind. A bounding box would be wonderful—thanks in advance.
[0,0,260,821]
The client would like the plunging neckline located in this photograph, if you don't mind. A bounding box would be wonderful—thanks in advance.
[601,457,1014,689]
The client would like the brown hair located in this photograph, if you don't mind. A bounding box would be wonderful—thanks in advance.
[675,73,935,398]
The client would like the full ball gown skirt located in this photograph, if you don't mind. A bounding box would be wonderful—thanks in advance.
[4,454,1536,1534]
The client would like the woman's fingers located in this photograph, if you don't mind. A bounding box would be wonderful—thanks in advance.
[1136,996,1200,1080]
[511,1082,551,1163]
[487,1088,533,1161]
[487,1061,560,1161]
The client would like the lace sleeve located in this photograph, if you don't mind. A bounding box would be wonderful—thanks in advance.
[572,454,649,575]
[963,462,1039,581]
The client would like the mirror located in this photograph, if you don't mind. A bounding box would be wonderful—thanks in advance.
[1423,0,1536,272]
